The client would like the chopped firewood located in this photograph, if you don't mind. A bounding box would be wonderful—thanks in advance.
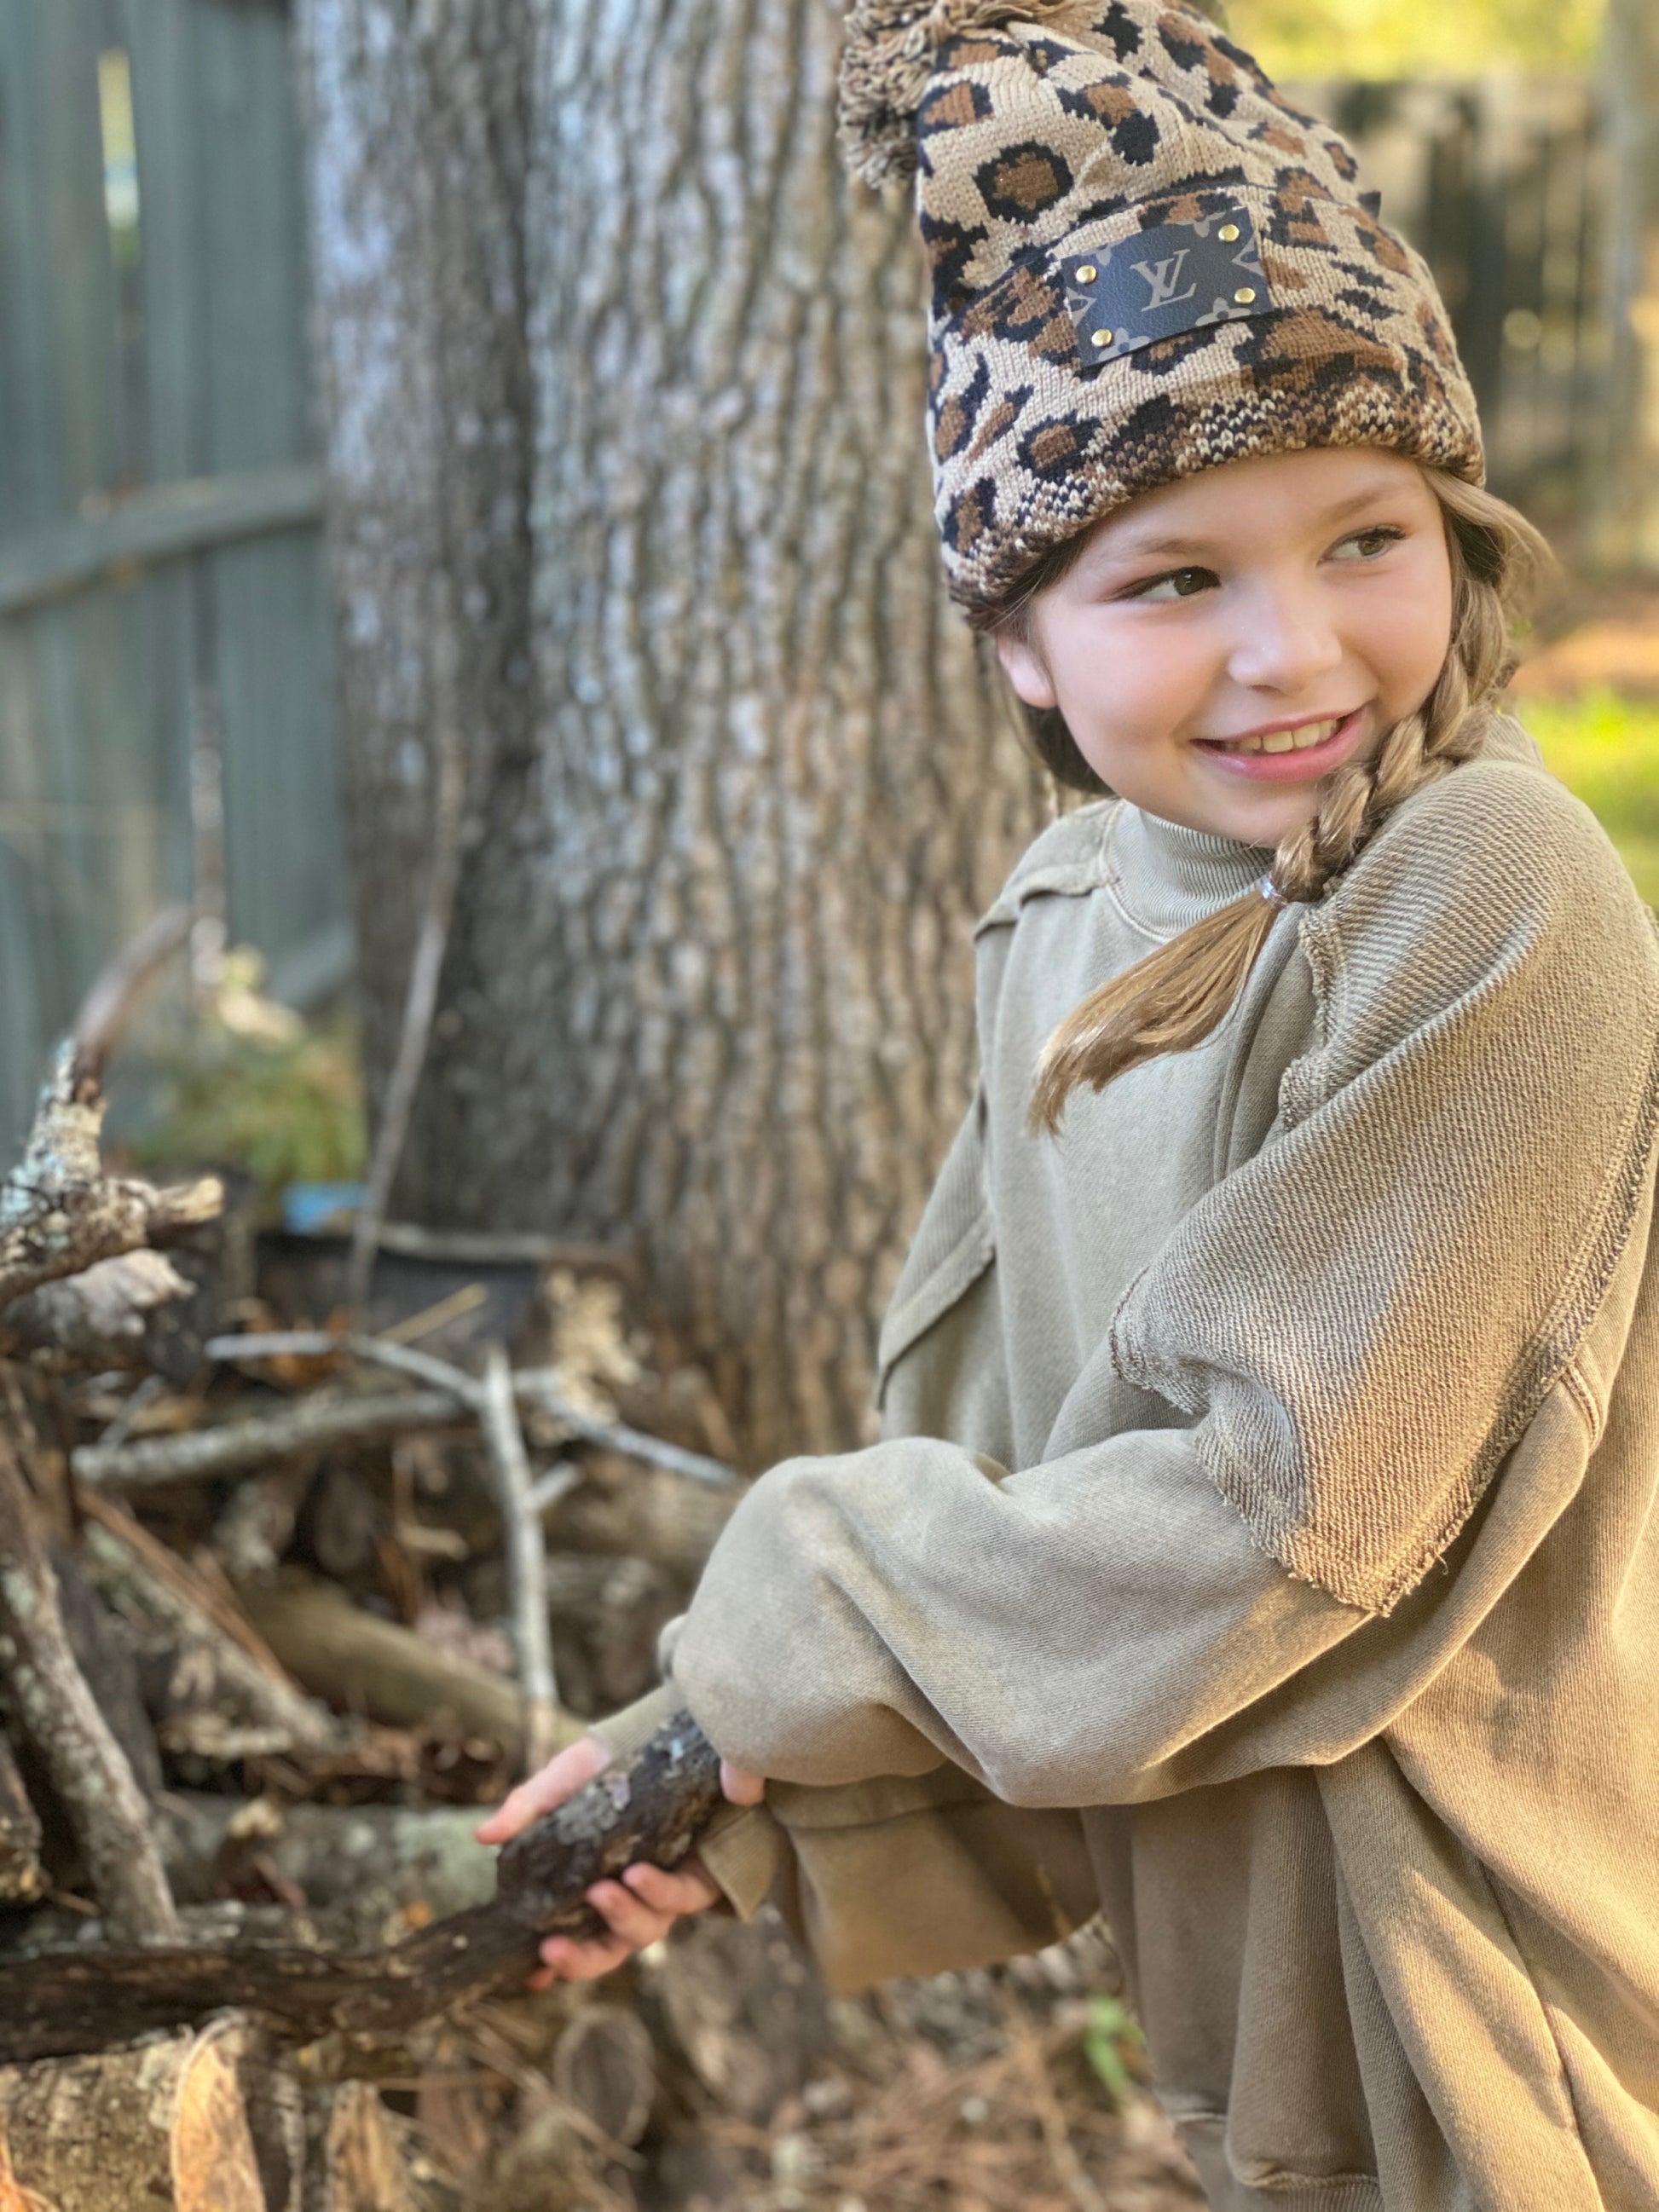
[0,2013,301,2212]
[303,2081,423,2212]
[0,1707,721,2064]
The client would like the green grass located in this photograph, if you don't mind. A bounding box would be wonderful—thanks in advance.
[1518,690,1659,908]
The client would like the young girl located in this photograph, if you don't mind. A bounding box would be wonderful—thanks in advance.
[478,3,1659,2203]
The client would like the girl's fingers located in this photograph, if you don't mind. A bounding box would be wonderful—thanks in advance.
[475,1735,611,1846]
[586,1879,676,1950]
[536,1932,634,1983]
[621,1860,720,1915]
[720,1760,766,1806]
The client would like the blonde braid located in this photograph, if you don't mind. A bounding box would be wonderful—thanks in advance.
[1025,473,1542,1135]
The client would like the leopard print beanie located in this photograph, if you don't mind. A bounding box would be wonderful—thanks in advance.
[839,0,1484,613]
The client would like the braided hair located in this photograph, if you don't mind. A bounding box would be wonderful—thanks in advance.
[967,469,1550,1135]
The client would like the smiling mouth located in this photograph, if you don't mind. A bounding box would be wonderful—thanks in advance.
[1201,713,1354,756]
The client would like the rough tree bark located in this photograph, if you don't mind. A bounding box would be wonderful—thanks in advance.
[299,0,1055,1467]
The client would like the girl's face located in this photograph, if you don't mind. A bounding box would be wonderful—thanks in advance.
[995,447,1456,850]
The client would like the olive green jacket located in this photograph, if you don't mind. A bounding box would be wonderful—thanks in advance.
[600,721,1659,2210]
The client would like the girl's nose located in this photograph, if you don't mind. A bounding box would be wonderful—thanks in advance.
[1226,584,1344,695]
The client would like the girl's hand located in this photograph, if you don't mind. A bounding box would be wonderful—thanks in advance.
[474,1732,765,1987]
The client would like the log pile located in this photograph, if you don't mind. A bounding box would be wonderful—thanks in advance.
[0,1008,1204,2210]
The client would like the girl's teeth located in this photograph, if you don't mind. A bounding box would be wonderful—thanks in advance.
[1222,716,1344,755]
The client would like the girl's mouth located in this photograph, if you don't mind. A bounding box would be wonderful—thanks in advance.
[1194,708,1367,783]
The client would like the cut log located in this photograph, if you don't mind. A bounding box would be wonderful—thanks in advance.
[0,1708,721,2063]
[551,2006,656,2148]
[0,1434,178,1942]
[303,2082,419,2212]
[237,1573,533,1749]
[0,1733,43,1906]
[0,2014,301,2212]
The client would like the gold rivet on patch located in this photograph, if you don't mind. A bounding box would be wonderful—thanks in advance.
[1218,222,1240,242]
[1075,263,1098,283]
[1092,329,1113,348]
[1234,286,1257,303]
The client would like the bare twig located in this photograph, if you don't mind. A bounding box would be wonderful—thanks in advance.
[203,1331,740,1487]
[0,1431,179,1943]
[72,1389,469,1490]
[346,570,470,1320]
[0,1044,222,1316]
[71,903,195,1078]
[513,1370,737,1487]
[479,1347,559,1774]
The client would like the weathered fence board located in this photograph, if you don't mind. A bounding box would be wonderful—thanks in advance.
[0,0,347,1152]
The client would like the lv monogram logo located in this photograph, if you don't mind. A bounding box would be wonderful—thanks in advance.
[1130,248,1197,310]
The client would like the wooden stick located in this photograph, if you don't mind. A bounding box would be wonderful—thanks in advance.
[346,569,470,1322]
[73,1388,469,1489]
[479,1347,559,1773]
[0,1043,222,1316]
[0,1708,722,2063]
[0,1433,179,1943]
[70,903,195,1077]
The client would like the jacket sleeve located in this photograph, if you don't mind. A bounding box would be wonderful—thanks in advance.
[668,765,1659,1811]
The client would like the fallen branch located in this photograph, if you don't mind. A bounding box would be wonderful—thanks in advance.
[0,1707,721,2063]
[0,1042,220,1316]
[0,1433,179,1943]
[480,1346,559,1772]
[73,1387,469,1489]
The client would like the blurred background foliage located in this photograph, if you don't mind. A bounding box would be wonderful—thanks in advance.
[1522,693,1659,903]
[1235,0,1607,79]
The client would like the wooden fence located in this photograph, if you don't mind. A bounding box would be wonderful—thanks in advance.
[0,0,348,1152]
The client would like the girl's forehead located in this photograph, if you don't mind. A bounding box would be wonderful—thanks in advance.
[1082,448,1431,559]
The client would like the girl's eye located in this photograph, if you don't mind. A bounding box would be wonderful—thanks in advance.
[1331,525,1406,561]
[1124,565,1218,603]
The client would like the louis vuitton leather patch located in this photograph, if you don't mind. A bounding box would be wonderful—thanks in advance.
[1061,206,1275,365]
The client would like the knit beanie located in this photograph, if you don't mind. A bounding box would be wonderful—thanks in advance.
[839,0,1484,614]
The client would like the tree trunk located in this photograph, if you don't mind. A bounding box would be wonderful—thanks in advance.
[295,0,536,1122]
[299,0,1055,1468]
